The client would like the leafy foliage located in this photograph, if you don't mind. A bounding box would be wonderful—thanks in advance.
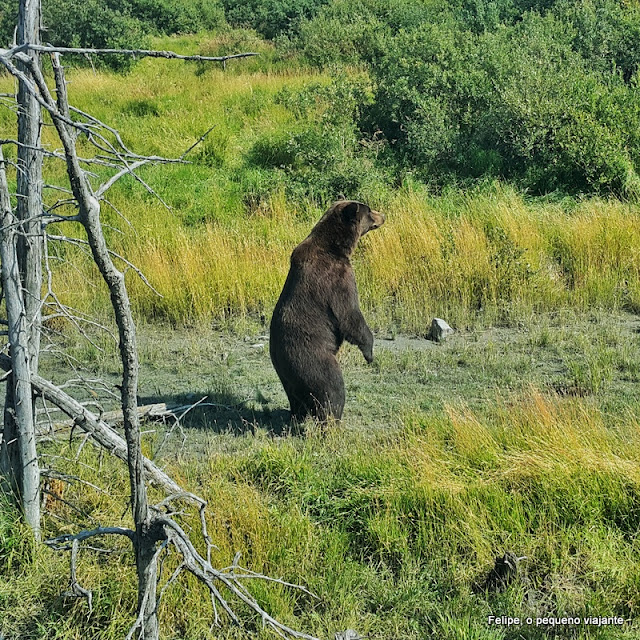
[246,77,389,202]
[2,0,640,193]
[0,0,225,70]
[220,0,328,39]
[294,0,437,67]
[42,0,150,70]
[125,0,224,35]
[297,0,640,197]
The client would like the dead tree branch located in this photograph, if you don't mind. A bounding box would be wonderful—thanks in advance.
[1,30,317,640]
[46,526,135,549]
[3,43,259,64]
[32,370,196,499]
[64,539,94,611]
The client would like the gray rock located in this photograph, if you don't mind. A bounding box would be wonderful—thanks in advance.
[427,317,454,342]
[334,631,362,640]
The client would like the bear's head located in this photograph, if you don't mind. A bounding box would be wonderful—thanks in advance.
[311,200,385,257]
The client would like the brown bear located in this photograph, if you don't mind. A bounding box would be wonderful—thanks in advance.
[269,200,385,422]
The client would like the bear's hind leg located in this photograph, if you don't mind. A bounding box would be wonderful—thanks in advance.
[279,377,312,422]
[289,396,310,423]
[280,356,345,423]
[309,359,345,421]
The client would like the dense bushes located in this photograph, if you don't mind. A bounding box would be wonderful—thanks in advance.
[245,77,390,202]
[125,0,224,35]
[0,0,224,70]
[229,0,640,197]
[367,10,640,196]
[294,0,437,67]
[2,0,639,196]
[221,0,328,39]
[42,0,151,71]
[292,0,640,198]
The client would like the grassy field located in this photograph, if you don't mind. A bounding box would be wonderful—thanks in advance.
[0,311,638,639]
[2,35,640,331]
[1,31,640,640]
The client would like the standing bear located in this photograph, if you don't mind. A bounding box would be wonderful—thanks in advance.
[270,200,385,421]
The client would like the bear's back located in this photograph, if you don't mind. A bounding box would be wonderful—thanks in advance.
[271,239,349,356]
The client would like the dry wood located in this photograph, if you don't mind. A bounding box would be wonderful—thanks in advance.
[15,0,43,375]
[36,401,198,433]
[0,0,43,541]
[0,147,40,538]
[30,372,194,499]
[4,43,258,64]
[0,357,199,503]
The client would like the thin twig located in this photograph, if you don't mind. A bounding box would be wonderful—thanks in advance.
[179,125,217,161]
[63,539,93,612]
[41,468,108,494]
[45,526,135,550]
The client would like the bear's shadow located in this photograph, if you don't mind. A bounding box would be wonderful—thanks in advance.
[138,390,291,437]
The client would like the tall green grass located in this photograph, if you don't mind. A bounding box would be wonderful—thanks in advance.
[49,181,640,330]
[3,392,640,639]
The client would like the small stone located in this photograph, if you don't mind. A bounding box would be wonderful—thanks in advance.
[334,631,362,640]
[427,317,454,342]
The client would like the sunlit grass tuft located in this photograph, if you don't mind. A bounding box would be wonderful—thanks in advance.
[47,180,640,331]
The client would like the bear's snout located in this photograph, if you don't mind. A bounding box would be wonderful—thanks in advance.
[370,210,385,230]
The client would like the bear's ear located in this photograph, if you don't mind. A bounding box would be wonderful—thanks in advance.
[341,201,361,222]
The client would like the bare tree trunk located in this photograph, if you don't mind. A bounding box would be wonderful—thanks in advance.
[1,0,42,537]
[16,0,43,374]
[47,59,159,639]
[83,199,159,640]
[0,43,317,640]
[0,148,40,539]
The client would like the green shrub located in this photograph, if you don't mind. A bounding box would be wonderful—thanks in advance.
[553,0,640,83]
[294,0,391,68]
[1,0,226,71]
[368,21,487,176]
[478,12,640,196]
[246,77,389,202]
[221,0,328,39]
[42,0,150,71]
[290,0,640,197]
[126,0,225,34]
[295,0,451,67]
[366,8,640,197]
[457,0,560,32]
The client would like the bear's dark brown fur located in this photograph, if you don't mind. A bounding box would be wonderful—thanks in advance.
[270,200,385,421]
